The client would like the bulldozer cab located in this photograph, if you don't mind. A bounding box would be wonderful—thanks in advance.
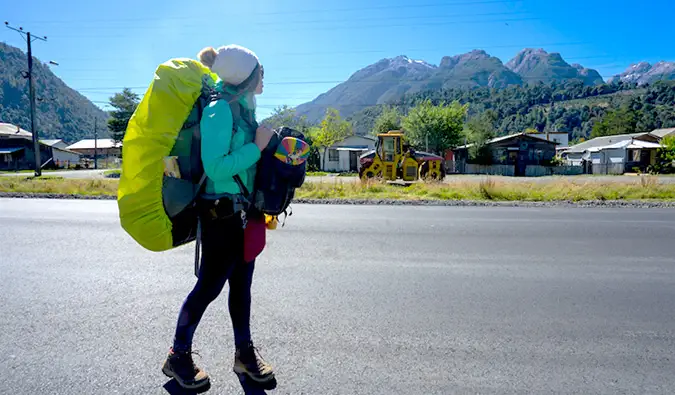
[376,132,403,163]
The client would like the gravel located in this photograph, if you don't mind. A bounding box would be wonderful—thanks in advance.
[2,192,675,208]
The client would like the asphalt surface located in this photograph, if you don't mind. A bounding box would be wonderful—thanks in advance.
[4,169,675,185]
[1,199,675,394]
[307,174,675,184]
[0,169,111,179]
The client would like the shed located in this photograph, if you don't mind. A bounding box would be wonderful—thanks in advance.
[319,135,376,172]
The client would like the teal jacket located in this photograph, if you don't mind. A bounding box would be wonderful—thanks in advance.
[200,82,260,196]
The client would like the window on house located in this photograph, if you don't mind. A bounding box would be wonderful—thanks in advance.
[328,149,339,162]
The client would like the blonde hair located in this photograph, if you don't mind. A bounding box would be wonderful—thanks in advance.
[198,47,218,69]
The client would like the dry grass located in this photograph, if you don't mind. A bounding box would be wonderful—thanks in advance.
[296,177,675,202]
[0,177,118,197]
[2,175,675,201]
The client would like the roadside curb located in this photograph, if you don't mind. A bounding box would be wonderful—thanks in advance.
[2,192,675,208]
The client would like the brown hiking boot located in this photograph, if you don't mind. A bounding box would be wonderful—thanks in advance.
[162,348,210,390]
[233,342,275,384]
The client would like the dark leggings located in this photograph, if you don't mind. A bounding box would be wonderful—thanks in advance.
[172,213,255,352]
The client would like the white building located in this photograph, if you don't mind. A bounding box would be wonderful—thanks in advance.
[562,133,662,174]
[319,135,376,172]
[41,139,80,168]
[67,139,122,168]
[531,132,569,148]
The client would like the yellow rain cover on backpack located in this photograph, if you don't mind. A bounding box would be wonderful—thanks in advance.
[117,58,217,252]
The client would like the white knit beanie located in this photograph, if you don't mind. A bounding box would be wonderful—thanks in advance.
[209,45,260,86]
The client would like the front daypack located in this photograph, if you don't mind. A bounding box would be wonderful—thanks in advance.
[117,58,226,252]
[251,126,309,221]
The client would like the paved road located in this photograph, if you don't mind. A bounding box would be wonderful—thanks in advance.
[3,170,673,185]
[1,199,675,394]
[0,169,112,179]
[307,174,675,184]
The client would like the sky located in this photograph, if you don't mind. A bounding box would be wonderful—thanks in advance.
[3,0,675,120]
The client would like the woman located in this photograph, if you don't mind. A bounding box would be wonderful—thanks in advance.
[161,44,275,390]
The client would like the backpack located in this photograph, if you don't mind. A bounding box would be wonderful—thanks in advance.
[118,58,241,252]
[118,58,307,252]
[250,126,309,222]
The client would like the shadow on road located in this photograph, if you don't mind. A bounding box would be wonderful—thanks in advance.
[162,374,277,394]
[236,373,278,394]
[162,379,211,394]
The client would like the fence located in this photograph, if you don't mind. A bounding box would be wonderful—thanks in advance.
[590,163,626,175]
[525,165,585,177]
[447,160,586,177]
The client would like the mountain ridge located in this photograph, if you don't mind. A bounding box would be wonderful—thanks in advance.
[609,61,675,85]
[295,47,612,122]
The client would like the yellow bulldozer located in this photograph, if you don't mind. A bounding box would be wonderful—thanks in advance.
[358,131,446,182]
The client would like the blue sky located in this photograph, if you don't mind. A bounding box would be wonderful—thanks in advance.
[3,0,674,120]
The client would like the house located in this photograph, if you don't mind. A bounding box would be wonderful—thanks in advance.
[0,123,62,171]
[561,132,662,174]
[66,139,122,168]
[452,133,559,176]
[319,135,376,172]
[40,139,81,168]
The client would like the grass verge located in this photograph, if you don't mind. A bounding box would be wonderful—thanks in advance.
[0,177,119,197]
[296,177,675,201]
[4,176,674,202]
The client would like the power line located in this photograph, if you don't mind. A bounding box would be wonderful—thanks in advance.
[48,16,543,39]
[54,56,621,74]
[24,0,523,24]
[71,74,629,92]
[51,41,592,62]
[44,10,533,33]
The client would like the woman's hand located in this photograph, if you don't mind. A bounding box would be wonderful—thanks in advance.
[255,125,275,151]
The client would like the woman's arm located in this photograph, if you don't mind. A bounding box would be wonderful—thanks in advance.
[200,100,261,182]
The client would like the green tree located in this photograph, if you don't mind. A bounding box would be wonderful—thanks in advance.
[651,136,675,174]
[107,88,140,145]
[262,105,308,131]
[590,105,637,138]
[373,106,401,135]
[465,110,497,164]
[401,99,467,154]
[312,108,353,170]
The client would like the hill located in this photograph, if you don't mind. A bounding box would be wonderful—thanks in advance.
[294,55,436,123]
[347,80,675,141]
[0,42,109,144]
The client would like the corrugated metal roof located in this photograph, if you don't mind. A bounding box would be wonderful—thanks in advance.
[40,139,63,146]
[565,133,654,154]
[0,147,25,154]
[455,132,556,149]
[67,139,120,150]
[587,139,662,152]
[651,128,675,138]
[0,123,32,137]
[336,147,370,151]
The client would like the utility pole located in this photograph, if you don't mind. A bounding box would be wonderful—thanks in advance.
[94,119,98,170]
[5,22,48,177]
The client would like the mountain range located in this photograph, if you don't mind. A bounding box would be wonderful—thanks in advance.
[608,61,675,85]
[295,48,674,123]
[0,42,108,144]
